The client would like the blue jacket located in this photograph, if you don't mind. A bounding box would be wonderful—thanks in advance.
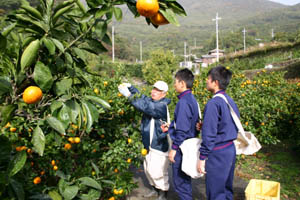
[129,86,171,152]
[168,90,200,150]
[199,90,239,160]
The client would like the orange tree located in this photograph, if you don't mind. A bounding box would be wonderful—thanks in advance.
[191,67,300,146]
[0,0,185,199]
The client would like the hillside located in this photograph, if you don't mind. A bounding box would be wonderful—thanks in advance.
[113,0,287,58]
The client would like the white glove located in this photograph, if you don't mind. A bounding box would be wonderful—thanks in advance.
[118,83,131,97]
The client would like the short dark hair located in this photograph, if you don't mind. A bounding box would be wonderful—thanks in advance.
[175,68,194,89]
[208,65,232,90]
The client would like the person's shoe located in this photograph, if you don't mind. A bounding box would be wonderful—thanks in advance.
[142,186,158,198]
[156,190,168,200]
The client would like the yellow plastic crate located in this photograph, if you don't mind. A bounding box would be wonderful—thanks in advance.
[245,179,280,200]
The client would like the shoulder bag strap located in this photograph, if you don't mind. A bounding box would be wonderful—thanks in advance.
[213,94,250,144]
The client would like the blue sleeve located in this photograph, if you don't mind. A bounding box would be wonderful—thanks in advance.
[130,95,167,119]
[128,86,140,95]
[199,101,219,160]
[172,100,193,149]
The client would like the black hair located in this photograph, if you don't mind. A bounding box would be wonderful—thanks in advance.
[207,65,232,90]
[175,68,194,89]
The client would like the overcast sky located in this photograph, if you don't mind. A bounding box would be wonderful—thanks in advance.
[268,0,300,5]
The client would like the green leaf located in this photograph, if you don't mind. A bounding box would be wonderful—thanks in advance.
[86,101,99,123]
[46,116,66,135]
[10,179,25,200]
[79,189,100,200]
[65,100,80,123]
[113,7,122,21]
[8,151,27,177]
[73,48,87,62]
[33,61,53,92]
[79,39,107,55]
[54,79,72,96]
[31,126,45,156]
[81,102,93,131]
[85,95,111,109]
[62,185,79,200]
[58,104,71,129]
[20,39,40,71]
[51,101,63,114]
[0,136,11,164]
[0,76,12,95]
[48,190,62,200]
[78,177,102,190]
[0,104,17,126]
[42,38,56,55]
[1,23,17,37]
[51,38,64,53]
[95,5,110,18]
[168,1,187,16]
[0,34,7,51]
[159,9,180,26]
[91,162,99,175]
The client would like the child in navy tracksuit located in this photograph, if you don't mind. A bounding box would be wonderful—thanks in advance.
[197,66,239,200]
[163,68,199,200]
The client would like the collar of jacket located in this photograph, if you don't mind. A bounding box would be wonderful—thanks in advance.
[177,90,191,99]
[214,90,226,95]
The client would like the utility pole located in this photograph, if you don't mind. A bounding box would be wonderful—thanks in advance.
[271,28,274,39]
[242,27,247,53]
[112,26,115,62]
[140,41,143,63]
[213,13,222,62]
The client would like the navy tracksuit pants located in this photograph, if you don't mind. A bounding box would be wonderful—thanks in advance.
[172,149,193,200]
[205,142,236,200]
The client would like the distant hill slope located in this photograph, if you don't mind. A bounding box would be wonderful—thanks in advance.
[113,0,287,56]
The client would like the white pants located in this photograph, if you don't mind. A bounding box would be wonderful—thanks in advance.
[143,148,169,191]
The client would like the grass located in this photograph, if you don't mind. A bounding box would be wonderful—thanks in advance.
[235,142,300,200]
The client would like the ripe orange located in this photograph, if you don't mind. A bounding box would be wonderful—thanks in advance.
[23,86,43,104]
[94,88,99,94]
[68,137,74,143]
[51,160,56,166]
[74,137,80,143]
[64,143,72,150]
[141,148,148,156]
[127,158,131,163]
[40,171,45,175]
[108,197,115,200]
[10,127,17,132]
[4,122,11,128]
[136,0,159,17]
[33,177,41,184]
[128,138,132,143]
[114,189,119,195]
[150,12,169,25]
[114,168,118,173]
[53,165,58,171]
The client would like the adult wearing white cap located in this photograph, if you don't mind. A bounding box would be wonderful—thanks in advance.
[119,81,171,200]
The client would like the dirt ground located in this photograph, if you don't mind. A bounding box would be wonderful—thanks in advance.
[126,166,248,200]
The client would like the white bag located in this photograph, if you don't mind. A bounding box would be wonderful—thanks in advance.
[179,102,203,179]
[180,138,204,179]
[214,94,262,155]
[143,114,169,190]
[118,83,131,97]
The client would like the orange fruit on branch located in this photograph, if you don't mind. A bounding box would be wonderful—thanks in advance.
[136,0,159,17]
[33,177,41,184]
[23,86,43,104]
[150,12,169,26]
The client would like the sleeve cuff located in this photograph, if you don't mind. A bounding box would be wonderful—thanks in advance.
[200,155,208,160]
[172,144,179,150]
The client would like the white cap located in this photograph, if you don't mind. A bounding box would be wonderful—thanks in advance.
[153,81,168,92]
